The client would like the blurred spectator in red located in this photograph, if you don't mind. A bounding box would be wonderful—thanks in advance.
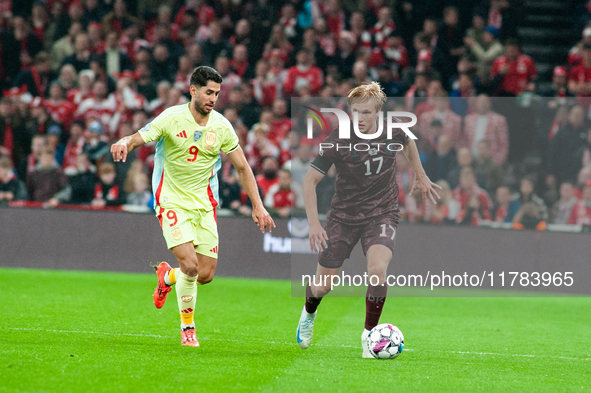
[76,80,116,127]
[426,179,460,224]
[541,66,574,100]
[268,99,291,144]
[0,156,27,206]
[256,156,280,197]
[512,176,548,222]
[550,182,579,224]
[175,0,215,28]
[51,22,82,71]
[568,180,591,225]
[475,140,504,192]
[92,162,123,207]
[420,92,462,149]
[230,44,254,80]
[279,4,298,40]
[45,83,76,130]
[62,120,86,172]
[568,44,591,109]
[19,134,47,181]
[283,49,323,97]
[30,3,47,41]
[456,193,491,225]
[411,80,441,122]
[548,105,588,185]
[450,73,476,116]
[490,38,537,97]
[404,72,429,112]
[452,166,493,211]
[66,152,97,204]
[463,94,508,165]
[312,18,335,57]
[424,134,457,183]
[348,12,372,53]
[245,123,279,173]
[370,7,395,49]
[264,169,300,217]
[464,26,503,86]
[87,22,104,54]
[126,171,151,207]
[102,0,140,35]
[67,69,94,105]
[252,59,280,107]
[14,52,52,97]
[568,27,591,67]
[62,33,92,72]
[26,146,68,203]
[492,185,520,223]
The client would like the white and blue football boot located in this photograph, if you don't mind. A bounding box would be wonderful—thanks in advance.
[296,306,317,349]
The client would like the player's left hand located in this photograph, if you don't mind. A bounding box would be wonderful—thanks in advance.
[252,205,275,233]
[410,175,442,204]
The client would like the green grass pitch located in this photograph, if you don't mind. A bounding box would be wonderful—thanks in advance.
[1,268,590,392]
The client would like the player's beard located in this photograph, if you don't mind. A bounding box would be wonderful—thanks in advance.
[193,97,213,116]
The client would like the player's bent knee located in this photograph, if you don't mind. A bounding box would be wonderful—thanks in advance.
[197,273,214,284]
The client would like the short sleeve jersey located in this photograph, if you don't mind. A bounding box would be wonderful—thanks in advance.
[310,123,409,224]
[139,104,239,212]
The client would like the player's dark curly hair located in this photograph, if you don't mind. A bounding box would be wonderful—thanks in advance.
[190,66,223,88]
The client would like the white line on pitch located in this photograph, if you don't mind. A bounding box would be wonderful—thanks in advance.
[6,328,590,361]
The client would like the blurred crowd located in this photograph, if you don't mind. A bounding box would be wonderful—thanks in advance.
[0,0,591,230]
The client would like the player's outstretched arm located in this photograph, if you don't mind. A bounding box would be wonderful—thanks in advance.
[302,167,329,253]
[227,146,275,233]
[402,138,442,204]
[111,132,146,163]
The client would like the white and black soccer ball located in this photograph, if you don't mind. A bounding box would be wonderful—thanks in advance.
[366,323,404,359]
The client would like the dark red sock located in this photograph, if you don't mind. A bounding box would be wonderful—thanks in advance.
[305,284,322,314]
[365,284,388,331]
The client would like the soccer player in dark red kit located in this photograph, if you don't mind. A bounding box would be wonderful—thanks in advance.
[296,82,441,357]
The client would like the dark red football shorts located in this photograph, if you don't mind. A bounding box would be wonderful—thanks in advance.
[318,211,399,268]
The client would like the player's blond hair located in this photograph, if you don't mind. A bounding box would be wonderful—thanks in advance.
[347,82,387,111]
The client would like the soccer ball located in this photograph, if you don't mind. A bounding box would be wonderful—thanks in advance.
[366,324,404,359]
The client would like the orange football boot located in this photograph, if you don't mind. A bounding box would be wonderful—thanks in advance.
[181,327,200,347]
[153,262,172,309]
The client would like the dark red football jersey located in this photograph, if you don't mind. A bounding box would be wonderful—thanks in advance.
[310,123,409,224]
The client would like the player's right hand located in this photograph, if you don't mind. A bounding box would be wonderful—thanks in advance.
[111,141,129,162]
[309,223,329,254]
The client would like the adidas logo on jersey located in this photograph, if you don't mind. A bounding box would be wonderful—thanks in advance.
[176,130,188,138]
[210,246,218,254]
